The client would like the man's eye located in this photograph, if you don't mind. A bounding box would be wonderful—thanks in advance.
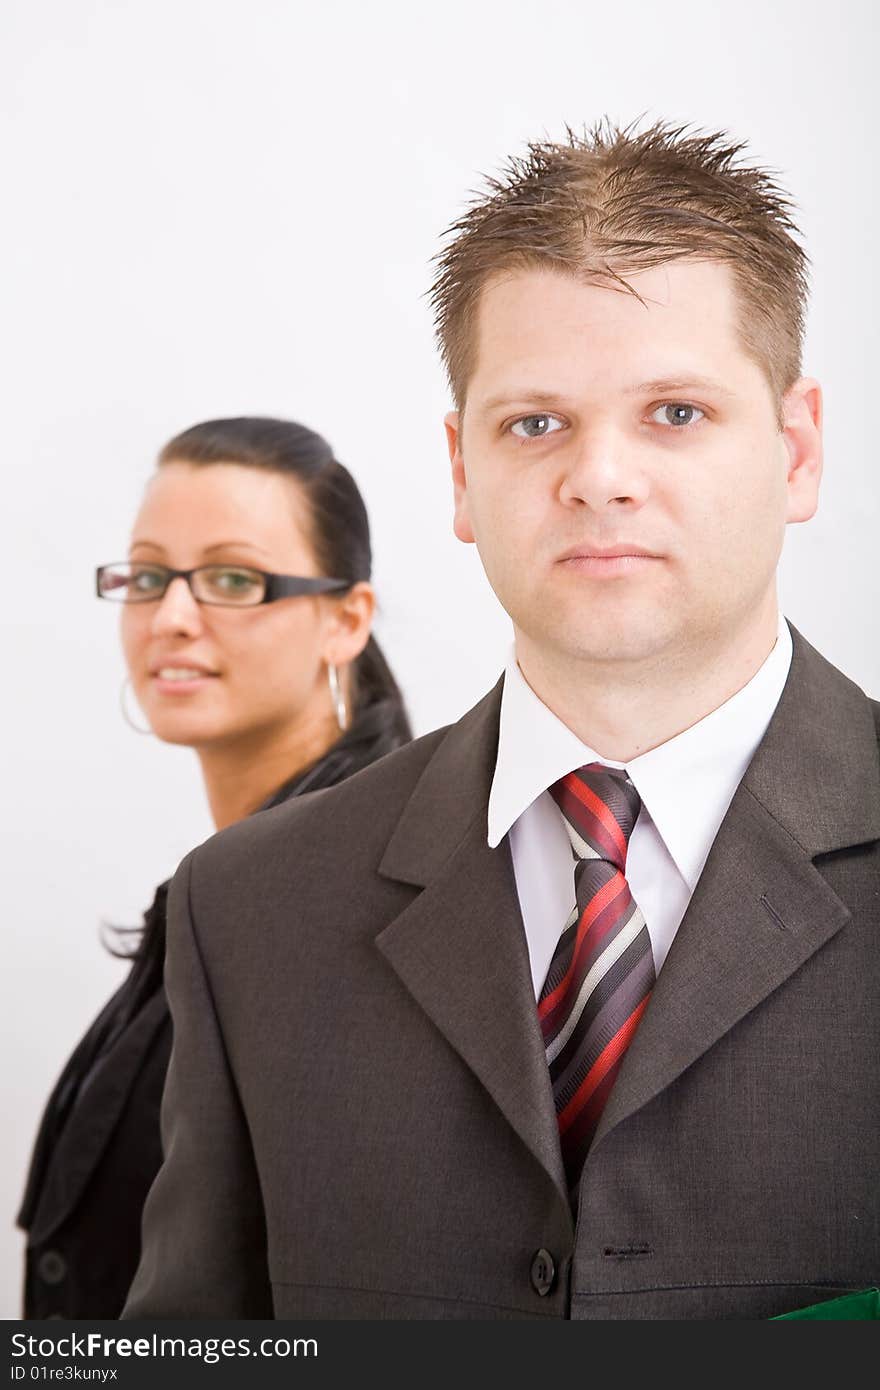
[509,414,565,439]
[650,403,705,428]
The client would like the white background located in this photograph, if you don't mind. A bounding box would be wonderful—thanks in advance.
[2,0,877,1318]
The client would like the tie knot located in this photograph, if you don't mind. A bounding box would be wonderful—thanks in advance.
[549,762,641,872]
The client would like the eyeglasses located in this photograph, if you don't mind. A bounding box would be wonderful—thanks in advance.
[95,562,352,608]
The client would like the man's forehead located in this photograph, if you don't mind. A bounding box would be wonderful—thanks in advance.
[476,259,738,329]
[468,260,751,401]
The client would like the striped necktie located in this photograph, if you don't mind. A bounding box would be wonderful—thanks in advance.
[538,763,655,1200]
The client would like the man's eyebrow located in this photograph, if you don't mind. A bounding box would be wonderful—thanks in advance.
[627,376,735,399]
[477,377,735,414]
[478,390,569,414]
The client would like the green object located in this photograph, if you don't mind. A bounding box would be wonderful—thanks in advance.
[772,1287,880,1320]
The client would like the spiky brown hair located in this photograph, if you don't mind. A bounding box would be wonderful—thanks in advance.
[430,120,809,418]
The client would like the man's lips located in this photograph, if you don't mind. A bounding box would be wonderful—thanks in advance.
[555,543,664,580]
[556,542,661,561]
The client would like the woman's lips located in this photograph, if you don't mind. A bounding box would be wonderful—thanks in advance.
[151,666,219,694]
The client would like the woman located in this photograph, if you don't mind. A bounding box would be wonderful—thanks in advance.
[18,416,412,1318]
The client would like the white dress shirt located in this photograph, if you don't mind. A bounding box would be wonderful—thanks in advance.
[488,614,793,997]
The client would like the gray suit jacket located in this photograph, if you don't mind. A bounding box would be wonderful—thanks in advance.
[125,628,880,1320]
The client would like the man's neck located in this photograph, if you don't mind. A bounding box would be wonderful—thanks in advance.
[514,601,781,764]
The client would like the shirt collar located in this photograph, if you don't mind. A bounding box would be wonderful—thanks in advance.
[488,614,793,890]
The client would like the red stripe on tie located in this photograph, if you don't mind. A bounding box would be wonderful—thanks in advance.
[554,784,622,866]
[561,1061,620,1155]
[557,993,651,1136]
[565,776,627,864]
[537,873,625,1022]
[538,879,633,1039]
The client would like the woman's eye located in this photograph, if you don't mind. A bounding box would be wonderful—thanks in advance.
[650,403,705,428]
[211,568,261,592]
[131,567,165,592]
[509,414,565,439]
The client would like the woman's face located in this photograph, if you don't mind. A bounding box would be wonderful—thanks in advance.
[121,462,369,749]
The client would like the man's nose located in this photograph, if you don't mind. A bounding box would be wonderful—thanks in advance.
[557,425,651,511]
[150,576,204,636]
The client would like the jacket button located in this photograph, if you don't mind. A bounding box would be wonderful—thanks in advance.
[37,1251,67,1285]
[529,1248,556,1297]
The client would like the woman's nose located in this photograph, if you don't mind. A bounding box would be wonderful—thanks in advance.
[150,576,204,636]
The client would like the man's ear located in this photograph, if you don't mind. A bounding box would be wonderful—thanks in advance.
[783,377,823,524]
[445,410,476,544]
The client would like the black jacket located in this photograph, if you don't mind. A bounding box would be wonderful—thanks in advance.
[18,701,406,1318]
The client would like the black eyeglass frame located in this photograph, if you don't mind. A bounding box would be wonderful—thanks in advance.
[95,562,353,607]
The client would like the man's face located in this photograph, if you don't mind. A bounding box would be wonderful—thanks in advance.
[447,261,821,672]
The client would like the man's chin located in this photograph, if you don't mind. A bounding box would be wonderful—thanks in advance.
[533,621,681,670]
[511,597,685,671]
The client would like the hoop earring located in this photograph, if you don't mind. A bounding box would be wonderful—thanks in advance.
[120,677,154,735]
[327,662,348,733]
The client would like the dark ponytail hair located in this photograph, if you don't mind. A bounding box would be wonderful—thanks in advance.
[157,416,411,743]
[99,418,411,1031]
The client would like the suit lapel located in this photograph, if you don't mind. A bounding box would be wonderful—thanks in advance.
[591,783,853,1148]
[375,681,569,1213]
[593,626,880,1150]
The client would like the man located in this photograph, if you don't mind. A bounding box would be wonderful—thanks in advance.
[125,122,879,1320]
